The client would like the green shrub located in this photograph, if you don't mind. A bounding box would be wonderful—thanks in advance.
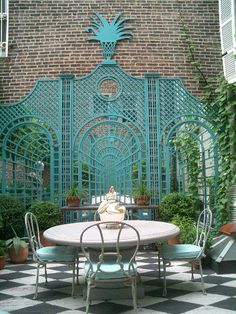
[0,195,26,240]
[171,215,196,244]
[29,201,62,230]
[159,192,197,222]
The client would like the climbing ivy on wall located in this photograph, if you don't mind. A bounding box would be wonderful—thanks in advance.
[177,3,236,228]
[172,133,200,199]
[206,77,236,228]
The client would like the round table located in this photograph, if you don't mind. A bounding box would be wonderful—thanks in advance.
[44,220,179,248]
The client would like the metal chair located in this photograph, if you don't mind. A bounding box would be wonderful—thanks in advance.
[25,212,77,299]
[160,208,212,296]
[80,221,140,314]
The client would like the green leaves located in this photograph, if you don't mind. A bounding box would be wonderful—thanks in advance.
[205,75,236,227]
[159,192,197,222]
[29,201,62,230]
[6,236,28,255]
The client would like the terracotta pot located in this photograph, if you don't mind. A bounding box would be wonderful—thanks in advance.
[190,260,199,269]
[167,235,180,245]
[39,231,55,247]
[0,256,6,269]
[8,244,29,263]
[134,195,150,205]
[66,196,80,207]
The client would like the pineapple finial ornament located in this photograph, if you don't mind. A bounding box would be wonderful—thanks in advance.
[85,12,133,63]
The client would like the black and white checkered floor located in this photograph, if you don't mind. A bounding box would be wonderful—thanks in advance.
[0,251,236,314]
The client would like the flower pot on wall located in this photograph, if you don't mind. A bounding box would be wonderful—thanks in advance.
[66,196,80,207]
[134,195,150,205]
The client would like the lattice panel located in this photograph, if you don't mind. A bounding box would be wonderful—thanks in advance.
[160,118,217,207]
[0,61,218,208]
[73,64,145,133]
[77,118,146,203]
[147,77,159,203]
[159,78,204,133]
[0,80,59,132]
[1,119,60,204]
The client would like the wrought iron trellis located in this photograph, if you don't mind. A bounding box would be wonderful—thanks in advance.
[0,12,218,208]
[0,62,218,207]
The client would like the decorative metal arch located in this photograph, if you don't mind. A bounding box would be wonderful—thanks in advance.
[0,61,218,208]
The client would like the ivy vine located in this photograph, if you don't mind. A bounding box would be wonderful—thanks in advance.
[172,133,200,199]
[206,77,236,228]
[177,2,236,228]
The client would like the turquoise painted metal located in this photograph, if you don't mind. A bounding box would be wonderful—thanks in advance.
[0,13,218,210]
[85,12,132,62]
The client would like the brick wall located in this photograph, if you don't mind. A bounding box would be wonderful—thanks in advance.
[0,0,222,103]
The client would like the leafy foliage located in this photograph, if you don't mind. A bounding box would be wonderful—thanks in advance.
[0,196,26,240]
[6,226,28,255]
[178,2,236,228]
[159,192,197,222]
[29,201,62,230]
[205,76,236,228]
[133,182,151,197]
[85,12,132,42]
[171,132,200,198]
[0,240,6,256]
[66,184,88,199]
[171,215,196,244]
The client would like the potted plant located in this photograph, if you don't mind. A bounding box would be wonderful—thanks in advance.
[159,192,197,222]
[66,184,88,207]
[66,184,81,207]
[133,182,151,205]
[0,240,6,269]
[29,201,62,246]
[6,227,29,263]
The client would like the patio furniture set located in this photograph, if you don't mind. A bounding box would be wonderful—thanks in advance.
[24,208,212,313]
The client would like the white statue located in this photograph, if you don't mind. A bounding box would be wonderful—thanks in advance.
[98,186,126,214]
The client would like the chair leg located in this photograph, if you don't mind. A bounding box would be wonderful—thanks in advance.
[44,264,48,284]
[158,252,161,278]
[162,260,167,297]
[76,254,79,284]
[199,260,206,294]
[86,281,91,314]
[72,262,75,297]
[131,278,138,311]
[191,261,194,280]
[34,263,40,300]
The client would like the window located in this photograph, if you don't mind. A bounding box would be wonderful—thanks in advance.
[0,0,8,57]
[219,0,236,83]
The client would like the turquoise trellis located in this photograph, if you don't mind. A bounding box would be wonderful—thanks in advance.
[85,12,132,62]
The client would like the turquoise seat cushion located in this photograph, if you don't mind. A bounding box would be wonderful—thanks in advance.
[36,246,76,262]
[161,244,202,260]
[85,260,137,280]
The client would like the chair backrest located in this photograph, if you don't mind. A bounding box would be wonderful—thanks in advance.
[195,208,212,252]
[80,221,140,278]
[25,212,42,257]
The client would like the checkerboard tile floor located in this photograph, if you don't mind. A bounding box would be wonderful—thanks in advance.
[0,251,236,313]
